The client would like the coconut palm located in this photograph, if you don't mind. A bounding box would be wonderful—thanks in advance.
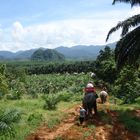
[106,0,140,68]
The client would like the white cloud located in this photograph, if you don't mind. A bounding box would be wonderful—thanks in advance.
[0,7,139,52]
[1,19,119,52]
[11,21,26,41]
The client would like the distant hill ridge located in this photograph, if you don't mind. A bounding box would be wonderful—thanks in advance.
[31,49,65,61]
[0,43,116,60]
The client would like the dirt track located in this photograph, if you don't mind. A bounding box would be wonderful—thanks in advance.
[26,103,139,140]
[26,105,79,140]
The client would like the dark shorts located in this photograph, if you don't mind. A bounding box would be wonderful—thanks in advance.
[79,117,84,124]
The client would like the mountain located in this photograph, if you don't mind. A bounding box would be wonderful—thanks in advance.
[31,49,65,61]
[0,49,36,60]
[0,42,116,60]
[14,49,37,59]
[55,43,116,59]
[0,51,15,59]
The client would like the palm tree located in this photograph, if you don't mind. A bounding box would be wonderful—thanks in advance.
[106,0,140,69]
[112,0,140,6]
[0,109,21,137]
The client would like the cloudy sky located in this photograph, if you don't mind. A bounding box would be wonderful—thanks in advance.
[0,0,139,52]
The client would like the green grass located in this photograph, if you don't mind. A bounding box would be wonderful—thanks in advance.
[47,117,61,129]
[55,136,63,140]
[0,97,78,140]
[83,131,92,138]
[106,96,140,135]
[99,111,112,124]
[118,110,140,135]
[87,124,96,130]
[108,96,140,111]
[0,93,139,139]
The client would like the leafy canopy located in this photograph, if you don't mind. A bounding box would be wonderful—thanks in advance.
[106,0,140,68]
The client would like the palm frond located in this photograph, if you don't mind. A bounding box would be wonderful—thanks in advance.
[0,109,21,136]
[112,0,140,6]
[106,14,140,41]
[0,121,14,136]
[115,26,140,68]
[0,109,21,124]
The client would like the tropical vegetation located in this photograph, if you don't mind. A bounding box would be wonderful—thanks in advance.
[0,43,139,139]
[106,0,140,68]
[0,1,139,139]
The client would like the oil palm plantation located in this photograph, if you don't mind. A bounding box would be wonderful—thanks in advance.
[106,0,140,69]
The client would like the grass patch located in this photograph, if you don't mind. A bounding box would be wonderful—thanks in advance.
[47,117,61,129]
[118,110,140,135]
[0,97,78,140]
[87,124,96,130]
[107,96,140,112]
[55,136,63,140]
[83,131,92,138]
[99,111,112,124]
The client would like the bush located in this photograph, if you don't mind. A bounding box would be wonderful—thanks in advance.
[57,92,73,102]
[27,87,38,98]
[6,90,21,100]
[27,113,43,125]
[43,94,60,110]
[0,78,9,97]
[47,117,60,129]
[113,66,140,103]
[72,93,83,101]
[0,92,4,100]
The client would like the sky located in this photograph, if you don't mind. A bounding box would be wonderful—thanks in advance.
[0,0,139,52]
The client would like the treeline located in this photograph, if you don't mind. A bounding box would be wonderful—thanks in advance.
[3,60,96,75]
[26,61,95,74]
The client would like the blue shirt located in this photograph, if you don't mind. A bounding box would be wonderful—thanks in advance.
[79,108,86,118]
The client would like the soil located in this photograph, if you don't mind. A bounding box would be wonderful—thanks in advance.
[26,103,140,140]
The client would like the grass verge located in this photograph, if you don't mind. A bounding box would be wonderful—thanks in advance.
[0,97,79,140]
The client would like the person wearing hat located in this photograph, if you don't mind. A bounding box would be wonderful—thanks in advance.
[84,82,96,94]
[79,106,86,125]
[83,82,98,115]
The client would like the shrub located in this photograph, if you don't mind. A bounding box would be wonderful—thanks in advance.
[43,94,60,110]
[0,65,9,97]
[0,92,4,100]
[113,66,140,103]
[27,87,38,98]
[6,89,22,100]
[27,113,43,125]
[47,117,60,129]
[57,92,73,102]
